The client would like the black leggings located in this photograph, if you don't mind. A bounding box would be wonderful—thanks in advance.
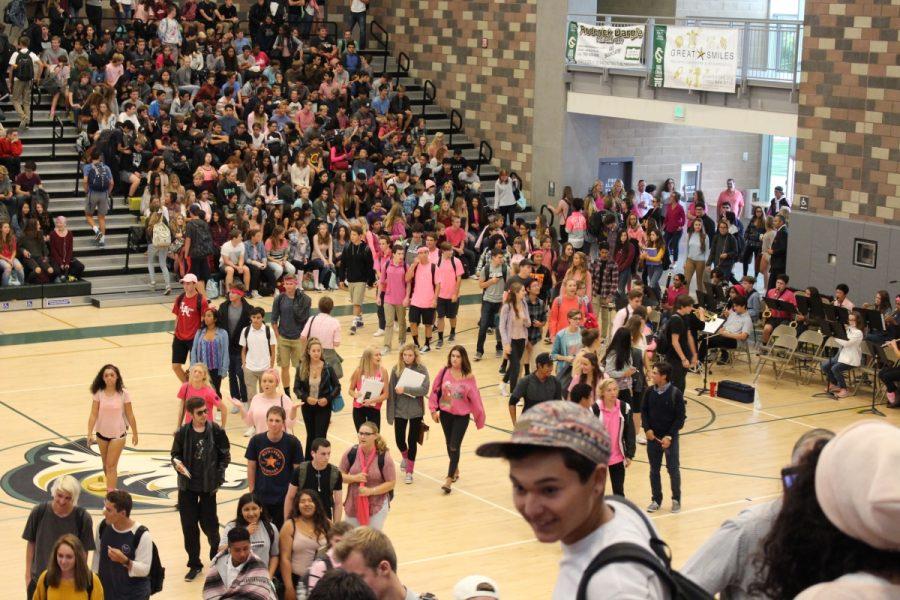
[503,338,527,390]
[301,402,332,459]
[741,245,761,276]
[440,411,470,478]
[608,461,626,496]
[353,406,381,432]
[394,416,422,463]
[879,365,900,394]
[209,369,224,398]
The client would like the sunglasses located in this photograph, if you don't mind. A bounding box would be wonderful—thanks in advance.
[194,409,208,415]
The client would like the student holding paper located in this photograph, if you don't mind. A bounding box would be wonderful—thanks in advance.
[349,347,389,430]
[386,343,431,484]
[698,295,753,364]
[428,345,486,495]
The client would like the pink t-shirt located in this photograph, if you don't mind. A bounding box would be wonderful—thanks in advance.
[435,255,464,299]
[444,226,466,249]
[244,393,296,432]
[353,373,384,409]
[178,383,221,424]
[93,390,132,438]
[381,260,408,305]
[409,261,436,308]
[301,313,341,349]
[600,400,625,465]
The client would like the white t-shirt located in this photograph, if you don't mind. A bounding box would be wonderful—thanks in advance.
[239,324,275,371]
[351,0,368,13]
[220,240,246,267]
[554,499,668,600]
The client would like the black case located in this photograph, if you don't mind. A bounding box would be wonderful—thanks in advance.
[717,380,755,403]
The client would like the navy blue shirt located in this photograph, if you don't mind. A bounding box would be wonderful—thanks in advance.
[245,432,304,504]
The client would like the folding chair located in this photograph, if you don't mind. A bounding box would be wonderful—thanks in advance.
[791,329,825,385]
[753,333,798,384]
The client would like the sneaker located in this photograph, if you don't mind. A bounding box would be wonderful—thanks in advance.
[315,284,325,291]
[420,344,431,353]
[98,236,106,247]
[671,500,682,514]
[399,457,408,471]
[646,501,660,513]
[373,329,385,337]
[487,327,494,335]
[164,286,172,295]
[148,281,156,290]
[185,568,202,582]
[94,228,102,243]
[448,332,456,342]
[474,352,483,361]
[498,362,506,374]
[405,472,413,484]
[499,382,509,396]
[243,426,255,437]
[230,405,239,414]
[350,324,357,335]
[355,318,364,328]
[495,348,503,358]
[637,432,647,445]
[436,337,444,349]
[835,389,851,398]
[382,346,391,355]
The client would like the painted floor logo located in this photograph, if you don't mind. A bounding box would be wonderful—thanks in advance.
[1,434,247,511]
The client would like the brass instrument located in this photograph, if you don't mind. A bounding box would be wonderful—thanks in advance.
[693,308,719,322]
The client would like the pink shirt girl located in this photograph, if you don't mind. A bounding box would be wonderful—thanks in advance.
[178,382,221,424]
[428,369,486,428]
[244,392,296,432]
[599,399,625,465]
[93,390,132,438]
[353,372,384,410]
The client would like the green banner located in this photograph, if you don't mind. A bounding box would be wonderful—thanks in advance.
[650,24,666,87]
[565,21,578,62]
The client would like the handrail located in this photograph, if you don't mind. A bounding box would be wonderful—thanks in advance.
[421,79,436,120]
[51,116,63,159]
[448,109,462,148]
[397,51,410,76]
[477,140,493,177]
[540,204,555,229]
[29,84,39,127]
[74,156,83,195]
[369,20,390,74]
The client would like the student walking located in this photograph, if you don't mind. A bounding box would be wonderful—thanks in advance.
[378,245,409,354]
[171,397,231,582]
[232,369,298,438]
[93,490,154,600]
[175,362,224,431]
[171,274,208,383]
[8,37,42,128]
[239,306,276,404]
[284,438,344,523]
[31,535,103,600]
[386,343,431,484]
[217,285,252,408]
[508,352,562,425]
[279,490,329,600]
[642,363,686,513]
[434,242,464,348]
[245,406,303,531]
[221,493,281,579]
[348,347,389,431]
[592,380,635,496]
[498,281,531,397]
[271,275,311,397]
[345,225,374,335]
[474,248,507,360]
[190,308,230,398]
[87,364,139,492]
[339,422,397,530]
[81,151,113,247]
[428,346,486,494]
[406,246,440,352]
[294,337,341,459]
[602,328,641,442]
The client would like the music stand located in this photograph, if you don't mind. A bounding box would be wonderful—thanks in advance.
[860,307,886,333]
[808,294,826,320]
[763,297,796,320]
[695,316,726,396]
[859,341,889,417]
[795,295,811,318]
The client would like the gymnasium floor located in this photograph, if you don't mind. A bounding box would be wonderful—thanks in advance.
[0,280,896,599]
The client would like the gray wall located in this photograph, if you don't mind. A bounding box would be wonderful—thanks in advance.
[676,0,768,18]
[786,212,900,302]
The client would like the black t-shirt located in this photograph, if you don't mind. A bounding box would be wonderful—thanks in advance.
[665,314,686,359]
[290,462,343,519]
[245,432,303,505]
[198,1,217,23]
[186,426,210,492]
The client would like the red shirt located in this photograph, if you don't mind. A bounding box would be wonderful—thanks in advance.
[172,292,208,341]
[178,383,221,423]
[444,226,466,250]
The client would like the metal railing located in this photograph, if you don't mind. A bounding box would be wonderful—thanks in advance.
[51,116,64,159]
[397,51,410,76]
[74,156,83,195]
[448,109,462,147]
[421,80,436,119]
[567,13,802,89]
[369,21,390,74]
[477,140,493,177]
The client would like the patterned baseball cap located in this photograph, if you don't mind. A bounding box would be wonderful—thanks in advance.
[476,401,611,465]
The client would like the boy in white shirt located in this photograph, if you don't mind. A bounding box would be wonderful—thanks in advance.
[239,306,275,403]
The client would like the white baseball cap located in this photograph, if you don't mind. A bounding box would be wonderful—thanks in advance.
[453,575,500,600]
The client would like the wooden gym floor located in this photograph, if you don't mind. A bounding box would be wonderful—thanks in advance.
[0,280,897,599]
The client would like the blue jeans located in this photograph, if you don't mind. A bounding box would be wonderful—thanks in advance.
[664,230,682,262]
[476,300,502,354]
[646,264,664,295]
[647,434,681,503]
[350,10,367,49]
[821,354,852,389]
[617,268,632,296]
[228,350,247,402]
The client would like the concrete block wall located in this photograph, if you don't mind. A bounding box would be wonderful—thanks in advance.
[794,0,900,224]
[675,0,768,19]
[369,0,537,187]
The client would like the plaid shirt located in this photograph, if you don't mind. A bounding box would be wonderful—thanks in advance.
[590,257,618,300]
[527,296,547,327]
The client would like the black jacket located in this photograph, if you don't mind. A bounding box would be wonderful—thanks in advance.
[641,384,686,439]
[591,400,636,459]
[293,362,342,405]
[344,241,373,283]
[217,298,252,353]
[170,422,231,493]
[707,233,738,269]
[771,226,788,270]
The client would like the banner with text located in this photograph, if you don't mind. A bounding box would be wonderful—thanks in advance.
[565,22,645,68]
[650,25,739,93]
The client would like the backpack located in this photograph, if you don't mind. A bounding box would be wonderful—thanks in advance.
[87,164,110,192]
[294,462,341,500]
[97,521,166,595]
[187,220,214,257]
[242,324,273,347]
[152,218,171,247]
[576,496,712,600]
[409,262,437,297]
[652,314,674,356]
[347,444,394,501]
[13,50,33,81]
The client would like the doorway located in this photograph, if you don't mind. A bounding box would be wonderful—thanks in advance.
[597,158,633,192]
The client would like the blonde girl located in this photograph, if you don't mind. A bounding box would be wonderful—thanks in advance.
[175,362,223,429]
[349,347,389,431]
[386,343,430,484]
[593,379,634,496]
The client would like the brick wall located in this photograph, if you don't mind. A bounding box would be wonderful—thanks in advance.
[369,0,537,186]
[794,0,900,223]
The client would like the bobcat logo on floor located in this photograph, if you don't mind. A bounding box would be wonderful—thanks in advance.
[1,435,247,511]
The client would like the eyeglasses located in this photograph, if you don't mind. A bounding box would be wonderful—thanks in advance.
[358,431,374,437]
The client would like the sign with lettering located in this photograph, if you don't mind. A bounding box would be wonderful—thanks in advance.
[651,25,739,93]
[566,22,645,68]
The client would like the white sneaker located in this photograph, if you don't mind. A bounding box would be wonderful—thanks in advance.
[243,426,255,437]
[230,405,239,414]
[499,382,509,396]
[382,346,391,355]
[637,432,647,445]
[405,472,413,484]
[315,284,325,291]
[251,290,260,298]
[373,329,385,337]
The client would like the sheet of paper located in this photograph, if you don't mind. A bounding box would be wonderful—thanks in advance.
[396,368,426,389]
[704,317,725,334]
[359,377,385,403]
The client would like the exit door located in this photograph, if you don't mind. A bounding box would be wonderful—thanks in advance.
[597,158,633,192]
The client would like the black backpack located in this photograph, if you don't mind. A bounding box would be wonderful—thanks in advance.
[652,316,673,356]
[13,50,33,81]
[347,444,393,501]
[576,496,713,600]
[98,521,166,595]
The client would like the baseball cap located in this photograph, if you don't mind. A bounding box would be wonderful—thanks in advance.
[477,401,611,466]
[453,575,500,600]
[180,274,198,283]
[425,179,436,189]
[534,352,552,366]
[774,185,784,192]
[518,259,534,268]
